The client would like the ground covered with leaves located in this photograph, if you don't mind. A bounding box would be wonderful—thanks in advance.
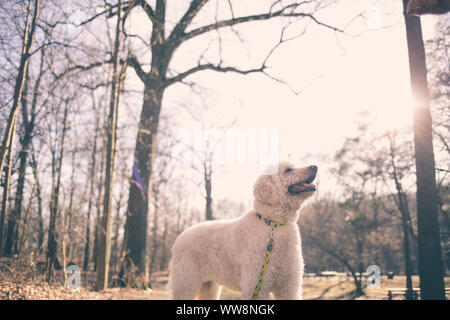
[1,258,448,300]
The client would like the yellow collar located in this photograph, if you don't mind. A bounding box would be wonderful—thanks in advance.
[256,213,288,228]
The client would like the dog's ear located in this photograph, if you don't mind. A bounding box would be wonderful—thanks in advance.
[253,174,279,205]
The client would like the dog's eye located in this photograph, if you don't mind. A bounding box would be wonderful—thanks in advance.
[285,168,293,173]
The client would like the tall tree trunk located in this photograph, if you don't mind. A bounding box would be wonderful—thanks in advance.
[3,74,30,257]
[394,184,415,299]
[83,128,98,271]
[119,85,163,288]
[0,0,39,178]
[402,0,445,300]
[110,191,123,272]
[388,136,414,299]
[46,101,69,282]
[204,160,213,221]
[0,132,14,256]
[14,48,45,257]
[4,47,42,256]
[159,217,169,271]
[31,152,44,255]
[149,188,159,276]
[119,0,169,288]
[61,207,68,285]
[92,141,106,272]
[64,147,77,264]
[96,0,122,290]
[399,194,414,299]
[17,176,37,263]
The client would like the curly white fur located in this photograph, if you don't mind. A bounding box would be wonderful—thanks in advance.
[169,161,317,300]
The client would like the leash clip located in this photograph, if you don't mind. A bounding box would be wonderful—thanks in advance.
[269,225,277,241]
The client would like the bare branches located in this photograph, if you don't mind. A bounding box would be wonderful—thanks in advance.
[53,55,148,89]
[176,3,344,45]
[0,0,40,181]
[164,63,264,87]
[126,54,150,84]
[165,15,314,94]
[168,0,210,43]
[138,0,154,22]
[53,60,111,81]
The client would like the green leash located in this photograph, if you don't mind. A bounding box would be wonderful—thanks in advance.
[251,213,288,300]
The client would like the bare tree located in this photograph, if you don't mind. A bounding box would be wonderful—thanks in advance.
[336,119,419,299]
[46,97,70,281]
[427,16,450,273]
[3,47,47,257]
[112,0,343,288]
[96,0,124,291]
[0,0,40,180]
[0,131,14,256]
[30,148,44,255]
[300,194,380,297]
[385,132,415,299]
[93,136,106,272]
[83,107,99,272]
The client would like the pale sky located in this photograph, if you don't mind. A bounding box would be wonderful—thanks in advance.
[123,1,439,210]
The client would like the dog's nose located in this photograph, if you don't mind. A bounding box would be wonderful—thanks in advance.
[309,165,318,173]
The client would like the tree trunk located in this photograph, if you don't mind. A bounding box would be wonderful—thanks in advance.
[83,126,98,271]
[110,191,123,272]
[64,148,77,264]
[0,132,14,256]
[204,160,213,221]
[3,79,28,257]
[46,101,69,282]
[17,176,37,263]
[31,152,44,255]
[0,0,39,178]
[388,136,414,299]
[399,198,414,299]
[96,0,121,290]
[149,188,159,276]
[159,217,169,271]
[350,270,364,297]
[395,185,415,299]
[119,85,163,288]
[62,206,68,285]
[3,72,37,257]
[402,0,445,300]
[4,45,43,256]
[118,0,170,288]
[93,140,106,272]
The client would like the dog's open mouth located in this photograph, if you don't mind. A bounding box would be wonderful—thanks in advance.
[287,173,317,195]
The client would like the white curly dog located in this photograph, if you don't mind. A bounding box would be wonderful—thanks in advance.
[169,161,317,300]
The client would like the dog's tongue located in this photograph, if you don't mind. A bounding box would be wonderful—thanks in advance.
[301,183,315,189]
[291,183,315,191]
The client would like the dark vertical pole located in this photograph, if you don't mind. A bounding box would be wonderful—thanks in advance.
[402,0,445,300]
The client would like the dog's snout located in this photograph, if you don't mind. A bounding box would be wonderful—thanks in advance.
[309,165,318,173]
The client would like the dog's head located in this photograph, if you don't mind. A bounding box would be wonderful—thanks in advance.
[253,161,318,213]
